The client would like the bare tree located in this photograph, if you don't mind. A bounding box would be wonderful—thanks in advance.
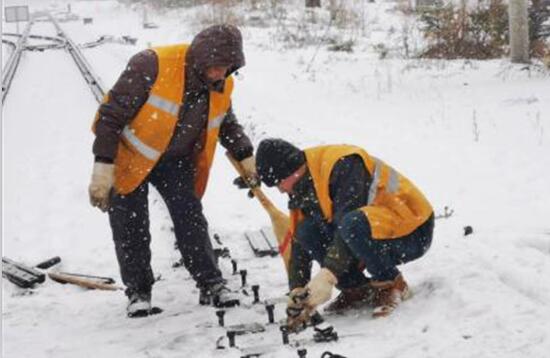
[509,0,530,63]
[305,0,321,7]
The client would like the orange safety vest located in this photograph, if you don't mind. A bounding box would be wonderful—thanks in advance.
[92,44,233,197]
[284,145,433,258]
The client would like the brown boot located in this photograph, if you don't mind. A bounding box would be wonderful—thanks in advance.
[324,283,376,313]
[371,274,411,318]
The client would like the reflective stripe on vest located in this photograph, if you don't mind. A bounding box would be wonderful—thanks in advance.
[208,113,226,130]
[147,94,180,116]
[367,157,400,205]
[120,93,180,161]
[122,126,161,161]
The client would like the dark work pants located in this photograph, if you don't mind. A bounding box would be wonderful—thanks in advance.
[108,155,222,297]
[337,211,434,281]
[295,219,371,290]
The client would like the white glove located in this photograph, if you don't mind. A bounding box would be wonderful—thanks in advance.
[285,269,338,331]
[239,156,259,187]
[286,287,311,331]
[304,268,338,308]
[89,162,115,212]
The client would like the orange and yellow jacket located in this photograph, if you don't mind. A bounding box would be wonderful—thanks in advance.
[283,144,433,261]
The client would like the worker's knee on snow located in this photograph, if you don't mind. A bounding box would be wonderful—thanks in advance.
[338,210,372,247]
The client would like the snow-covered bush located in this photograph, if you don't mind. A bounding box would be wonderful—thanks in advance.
[419,0,508,59]
[419,0,550,59]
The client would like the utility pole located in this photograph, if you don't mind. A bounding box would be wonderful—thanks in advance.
[509,0,530,63]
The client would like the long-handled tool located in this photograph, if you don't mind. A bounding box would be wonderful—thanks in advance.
[48,271,122,291]
[226,152,292,271]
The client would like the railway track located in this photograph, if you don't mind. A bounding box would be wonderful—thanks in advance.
[2,20,34,103]
[1,13,105,104]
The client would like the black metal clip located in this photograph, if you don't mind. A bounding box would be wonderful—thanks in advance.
[313,326,338,343]
[321,352,347,358]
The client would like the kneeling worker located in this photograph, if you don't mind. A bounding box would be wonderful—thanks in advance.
[255,139,434,328]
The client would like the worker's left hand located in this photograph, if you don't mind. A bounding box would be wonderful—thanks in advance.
[286,287,312,331]
[286,269,338,330]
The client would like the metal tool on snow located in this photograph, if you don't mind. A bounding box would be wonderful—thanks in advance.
[240,269,248,287]
[265,304,275,324]
[227,330,237,347]
[313,326,338,343]
[252,284,260,303]
[280,325,290,345]
[321,352,347,358]
[231,259,238,275]
[216,310,226,327]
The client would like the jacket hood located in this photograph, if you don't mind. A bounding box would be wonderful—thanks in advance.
[186,24,245,92]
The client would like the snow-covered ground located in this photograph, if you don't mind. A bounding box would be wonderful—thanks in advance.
[2,1,550,357]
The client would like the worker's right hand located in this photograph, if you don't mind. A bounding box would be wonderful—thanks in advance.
[89,162,115,212]
[239,156,260,188]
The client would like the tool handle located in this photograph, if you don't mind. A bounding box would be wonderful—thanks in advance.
[48,271,121,291]
[225,152,279,213]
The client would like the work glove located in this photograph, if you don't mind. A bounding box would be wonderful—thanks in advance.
[286,269,337,330]
[286,287,312,331]
[239,156,260,187]
[304,268,338,308]
[88,162,115,212]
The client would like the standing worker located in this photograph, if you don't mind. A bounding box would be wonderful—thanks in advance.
[89,25,257,317]
[254,139,434,328]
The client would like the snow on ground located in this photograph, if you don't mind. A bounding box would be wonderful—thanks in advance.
[2,1,550,358]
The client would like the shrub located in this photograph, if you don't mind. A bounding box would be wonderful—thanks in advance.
[419,0,508,59]
[420,0,550,59]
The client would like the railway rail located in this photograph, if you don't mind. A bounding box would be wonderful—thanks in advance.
[2,13,105,104]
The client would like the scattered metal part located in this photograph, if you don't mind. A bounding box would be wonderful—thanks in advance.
[265,304,275,324]
[240,269,248,287]
[216,310,226,327]
[227,330,236,348]
[2,257,45,288]
[213,233,223,246]
[225,322,265,335]
[245,231,278,257]
[280,325,290,345]
[251,284,260,303]
[313,326,338,343]
[231,259,238,275]
[35,256,61,269]
[215,335,225,350]
[435,206,454,220]
[321,352,347,358]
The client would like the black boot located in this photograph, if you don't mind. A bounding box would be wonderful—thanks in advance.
[199,283,240,308]
[127,292,152,318]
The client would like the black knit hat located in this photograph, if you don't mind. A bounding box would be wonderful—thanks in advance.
[256,139,306,187]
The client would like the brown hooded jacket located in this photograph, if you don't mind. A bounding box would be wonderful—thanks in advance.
[92,24,252,163]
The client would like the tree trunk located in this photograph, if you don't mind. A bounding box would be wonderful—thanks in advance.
[305,0,321,8]
[328,0,338,21]
[509,0,530,63]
